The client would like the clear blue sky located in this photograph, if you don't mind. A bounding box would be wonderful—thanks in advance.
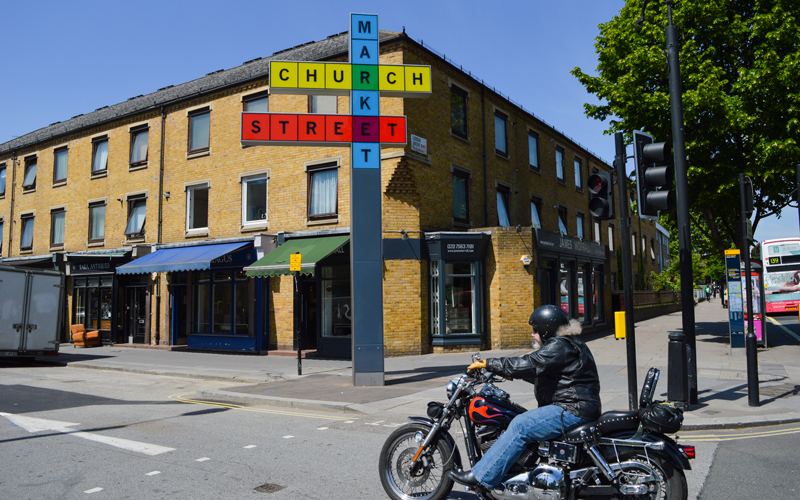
[1,0,796,242]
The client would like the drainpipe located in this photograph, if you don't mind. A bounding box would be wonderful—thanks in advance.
[154,105,167,344]
[481,86,488,227]
[8,149,18,255]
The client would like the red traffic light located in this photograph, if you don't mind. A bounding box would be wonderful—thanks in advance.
[587,171,615,220]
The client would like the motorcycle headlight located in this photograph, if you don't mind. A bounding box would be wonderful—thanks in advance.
[446,380,457,399]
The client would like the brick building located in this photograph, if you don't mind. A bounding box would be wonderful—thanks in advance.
[0,29,669,357]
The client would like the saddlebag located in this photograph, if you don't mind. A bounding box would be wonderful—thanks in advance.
[639,401,683,434]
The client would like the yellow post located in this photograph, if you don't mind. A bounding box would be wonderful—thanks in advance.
[615,311,626,340]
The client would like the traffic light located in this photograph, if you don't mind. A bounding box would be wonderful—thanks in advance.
[633,130,675,219]
[587,171,615,220]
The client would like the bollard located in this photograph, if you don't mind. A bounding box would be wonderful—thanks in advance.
[668,331,689,408]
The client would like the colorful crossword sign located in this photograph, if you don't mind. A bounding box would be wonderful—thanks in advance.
[241,113,407,146]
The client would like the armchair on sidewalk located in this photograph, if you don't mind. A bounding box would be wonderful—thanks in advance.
[71,324,101,347]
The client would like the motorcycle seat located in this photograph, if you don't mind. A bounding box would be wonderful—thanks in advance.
[560,411,640,444]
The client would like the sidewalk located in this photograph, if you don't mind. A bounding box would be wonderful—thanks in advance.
[35,300,800,430]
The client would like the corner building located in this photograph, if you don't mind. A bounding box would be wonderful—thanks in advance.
[0,30,669,357]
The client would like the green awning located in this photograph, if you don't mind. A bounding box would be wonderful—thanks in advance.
[245,235,349,277]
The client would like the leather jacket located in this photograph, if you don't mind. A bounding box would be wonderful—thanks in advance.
[485,335,602,421]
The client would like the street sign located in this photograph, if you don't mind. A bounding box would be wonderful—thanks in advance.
[289,253,302,272]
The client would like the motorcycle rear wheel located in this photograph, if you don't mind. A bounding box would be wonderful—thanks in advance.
[613,450,688,500]
[379,422,456,500]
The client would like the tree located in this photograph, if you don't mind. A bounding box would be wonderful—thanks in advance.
[572,0,800,257]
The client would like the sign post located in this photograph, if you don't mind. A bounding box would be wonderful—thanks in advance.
[241,13,431,386]
[725,249,745,350]
[291,253,302,375]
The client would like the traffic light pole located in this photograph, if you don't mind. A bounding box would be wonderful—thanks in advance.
[740,174,759,407]
[615,132,639,412]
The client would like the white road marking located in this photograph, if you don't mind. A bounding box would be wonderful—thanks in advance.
[0,412,175,456]
[317,427,329,430]
[243,445,257,449]
[145,471,161,476]
[283,435,294,439]
[344,420,354,424]
[195,457,210,462]
[365,421,384,426]
[84,488,103,494]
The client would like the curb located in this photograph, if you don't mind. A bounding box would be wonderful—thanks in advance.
[195,389,367,416]
[62,362,289,384]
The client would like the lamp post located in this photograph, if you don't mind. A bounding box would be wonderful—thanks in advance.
[636,0,696,406]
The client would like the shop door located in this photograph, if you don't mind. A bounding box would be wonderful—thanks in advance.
[297,281,318,351]
[317,266,352,359]
[125,286,148,343]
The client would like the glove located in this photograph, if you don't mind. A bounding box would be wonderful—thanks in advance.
[468,360,487,371]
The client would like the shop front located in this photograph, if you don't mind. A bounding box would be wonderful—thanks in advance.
[535,229,607,328]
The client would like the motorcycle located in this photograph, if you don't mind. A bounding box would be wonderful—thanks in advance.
[379,355,694,500]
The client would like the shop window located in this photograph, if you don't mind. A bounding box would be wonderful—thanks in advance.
[528,131,539,171]
[577,265,588,323]
[192,271,251,336]
[574,157,583,190]
[496,186,510,226]
[54,147,68,183]
[531,197,542,229]
[0,163,6,196]
[452,169,470,224]
[129,126,149,168]
[20,214,34,251]
[186,184,209,231]
[125,195,146,237]
[556,147,565,181]
[50,208,65,248]
[608,223,615,251]
[559,265,571,315]
[23,156,37,190]
[242,173,268,225]
[558,207,568,235]
[309,95,338,114]
[494,110,508,156]
[89,201,106,243]
[593,266,604,321]
[188,108,210,154]
[321,265,351,339]
[307,162,338,220]
[450,85,468,138]
[576,213,585,240]
[430,260,483,343]
[92,137,108,174]
[243,91,269,112]
[72,276,114,332]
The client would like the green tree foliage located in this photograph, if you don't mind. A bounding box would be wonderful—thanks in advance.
[572,0,800,257]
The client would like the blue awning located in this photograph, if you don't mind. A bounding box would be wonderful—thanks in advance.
[116,242,250,275]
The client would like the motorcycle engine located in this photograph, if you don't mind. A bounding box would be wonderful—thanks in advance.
[492,464,566,500]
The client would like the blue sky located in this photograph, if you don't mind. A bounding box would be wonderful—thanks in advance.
[1,0,796,242]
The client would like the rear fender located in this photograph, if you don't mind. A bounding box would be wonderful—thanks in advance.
[604,430,691,471]
[407,417,463,469]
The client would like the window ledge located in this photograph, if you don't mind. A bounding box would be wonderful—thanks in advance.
[186,150,210,160]
[22,187,36,193]
[0,194,5,200]
[451,131,470,144]
[91,171,108,179]
[20,249,33,255]
[241,223,269,233]
[129,163,148,172]
[49,245,64,252]
[185,229,209,238]
[494,151,510,161]
[306,216,339,226]
[87,241,105,248]
[556,179,566,185]
[529,166,541,174]
[52,180,67,188]
[127,236,146,244]
[575,187,584,194]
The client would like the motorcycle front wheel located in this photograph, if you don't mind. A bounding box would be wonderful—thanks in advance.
[379,422,456,500]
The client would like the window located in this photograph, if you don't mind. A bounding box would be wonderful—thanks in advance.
[54,147,68,183]
[576,213,585,239]
[125,195,146,236]
[309,95,337,114]
[20,214,34,251]
[186,184,209,230]
[651,238,656,262]
[556,147,565,181]
[72,276,114,332]
[496,186,510,226]
[307,162,338,219]
[243,91,269,112]
[50,208,65,248]
[191,270,251,337]
[89,201,106,243]
[558,207,568,234]
[450,86,468,138]
[23,156,37,190]
[632,232,637,256]
[642,236,646,255]
[608,224,615,251]
[594,221,601,243]
[0,163,6,196]
[452,169,470,224]
[242,173,268,225]
[91,137,108,174]
[430,259,483,342]
[494,111,508,156]
[531,197,542,229]
[574,158,582,189]
[0,219,4,255]
[188,108,210,154]
[528,131,539,170]
[129,126,149,167]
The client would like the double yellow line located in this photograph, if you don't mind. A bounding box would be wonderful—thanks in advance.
[682,424,800,442]
[169,392,356,422]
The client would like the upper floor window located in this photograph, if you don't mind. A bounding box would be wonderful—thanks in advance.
[20,214,34,251]
[243,91,269,112]
[186,183,209,231]
[54,147,68,183]
[307,162,338,220]
[558,207,568,235]
[309,96,337,114]
[594,221,601,243]
[50,208,65,248]
[452,169,470,224]
[556,147,565,181]
[608,224,615,251]
[125,194,147,237]
[242,173,268,226]
[574,158,583,189]
[528,131,539,170]
[496,185,510,226]
[188,108,210,154]
[23,156,37,190]
[642,236,646,254]
[576,213,585,239]
[0,163,6,196]
[92,137,108,174]
[0,219,4,256]
[531,197,542,229]
[450,86,468,138]
[632,232,637,256]
[89,201,106,243]
[651,238,656,261]
[494,111,508,156]
[130,126,149,168]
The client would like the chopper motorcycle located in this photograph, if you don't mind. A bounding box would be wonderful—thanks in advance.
[379,358,694,500]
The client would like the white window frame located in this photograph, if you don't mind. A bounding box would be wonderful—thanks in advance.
[556,147,565,181]
[240,171,270,227]
[124,193,147,237]
[576,213,585,240]
[186,182,210,232]
[574,157,583,189]
[528,130,539,170]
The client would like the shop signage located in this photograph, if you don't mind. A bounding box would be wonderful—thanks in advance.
[211,246,255,268]
[70,260,116,275]
[426,233,491,261]
[535,230,606,260]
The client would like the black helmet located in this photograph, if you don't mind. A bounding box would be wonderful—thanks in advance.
[528,305,569,340]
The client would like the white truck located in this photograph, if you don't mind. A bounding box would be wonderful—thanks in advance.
[0,266,64,361]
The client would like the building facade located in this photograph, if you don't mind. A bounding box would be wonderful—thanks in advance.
[0,30,669,357]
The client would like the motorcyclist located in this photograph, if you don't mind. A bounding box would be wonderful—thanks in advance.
[449,304,602,490]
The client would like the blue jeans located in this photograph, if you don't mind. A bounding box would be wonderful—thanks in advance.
[471,405,590,489]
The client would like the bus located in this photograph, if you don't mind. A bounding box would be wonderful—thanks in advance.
[762,238,800,313]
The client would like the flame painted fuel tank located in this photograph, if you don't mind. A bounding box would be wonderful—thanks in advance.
[469,396,526,427]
